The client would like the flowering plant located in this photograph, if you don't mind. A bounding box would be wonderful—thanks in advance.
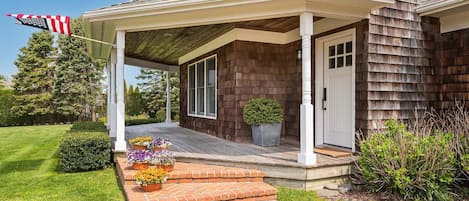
[152,150,175,166]
[135,167,167,186]
[126,150,156,164]
[129,136,153,146]
[150,137,172,149]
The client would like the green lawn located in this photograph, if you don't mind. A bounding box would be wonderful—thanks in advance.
[0,125,124,201]
[277,187,325,201]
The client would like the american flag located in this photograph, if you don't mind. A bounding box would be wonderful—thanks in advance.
[6,14,71,35]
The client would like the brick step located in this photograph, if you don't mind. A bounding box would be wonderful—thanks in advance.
[117,157,265,185]
[124,182,277,201]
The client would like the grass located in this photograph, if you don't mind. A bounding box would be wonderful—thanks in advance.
[0,125,124,201]
[277,186,325,201]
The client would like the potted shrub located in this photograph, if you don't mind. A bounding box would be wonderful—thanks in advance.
[243,98,284,147]
[126,150,156,170]
[129,136,153,150]
[150,137,172,152]
[135,167,167,192]
[152,150,175,172]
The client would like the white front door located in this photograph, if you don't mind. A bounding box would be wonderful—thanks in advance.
[318,31,355,149]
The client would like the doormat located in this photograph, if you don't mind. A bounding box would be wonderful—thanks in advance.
[314,147,353,158]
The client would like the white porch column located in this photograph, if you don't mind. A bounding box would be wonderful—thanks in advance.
[110,49,117,138]
[106,63,111,129]
[165,71,172,123]
[115,30,127,152]
[298,12,317,165]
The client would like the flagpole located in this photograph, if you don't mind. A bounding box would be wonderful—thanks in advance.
[71,34,116,47]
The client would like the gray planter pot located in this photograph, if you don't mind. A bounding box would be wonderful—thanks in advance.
[251,123,281,147]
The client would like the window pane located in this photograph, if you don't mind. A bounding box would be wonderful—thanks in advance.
[189,89,195,114]
[337,56,344,68]
[346,41,352,53]
[197,88,205,115]
[328,46,335,57]
[207,87,216,116]
[189,65,195,88]
[329,58,335,69]
[337,43,344,55]
[207,58,216,86]
[346,55,352,66]
[197,61,204,87]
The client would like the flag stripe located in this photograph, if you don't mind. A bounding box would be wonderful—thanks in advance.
[8,13,71,35]
[57,15,64,34]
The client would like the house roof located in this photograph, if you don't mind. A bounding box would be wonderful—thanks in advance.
[82,0,395,68]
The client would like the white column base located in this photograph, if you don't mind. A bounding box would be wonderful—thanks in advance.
[298,103,316,165]
[114,140,127,152]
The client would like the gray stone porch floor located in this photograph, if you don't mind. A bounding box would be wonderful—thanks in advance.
[125,122,355,168]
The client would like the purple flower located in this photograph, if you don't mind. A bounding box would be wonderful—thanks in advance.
[126,150,156,164]
[150,137,172,149]
[153,150,175,166]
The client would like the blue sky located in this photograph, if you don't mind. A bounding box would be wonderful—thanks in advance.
[0,0,142,87]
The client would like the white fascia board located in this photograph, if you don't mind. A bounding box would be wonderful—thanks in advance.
[416,0,469,16]
[440,9,469,33]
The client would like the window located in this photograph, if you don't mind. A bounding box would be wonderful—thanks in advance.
[188,55,217,118]
[328,40,353,69]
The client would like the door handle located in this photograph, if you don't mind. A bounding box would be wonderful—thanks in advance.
[322,88,327,110]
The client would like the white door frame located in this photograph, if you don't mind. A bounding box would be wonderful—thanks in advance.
[314,28,356,152]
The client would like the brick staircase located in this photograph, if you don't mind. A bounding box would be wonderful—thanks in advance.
[116,157,278,201]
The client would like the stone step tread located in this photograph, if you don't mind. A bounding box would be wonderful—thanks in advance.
[124,182,277,201]
[117,157,265,182]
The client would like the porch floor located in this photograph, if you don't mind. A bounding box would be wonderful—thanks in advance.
[125,122,355,168]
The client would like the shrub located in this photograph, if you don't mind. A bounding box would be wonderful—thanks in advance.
[125,118,161,126]
[59,132,111,172]
[243,98,283,126]
[69,121,107,132]
[356,120,457,201]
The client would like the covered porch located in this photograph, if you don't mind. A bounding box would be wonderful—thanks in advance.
[83,0,394,166]
[125,122,355,189]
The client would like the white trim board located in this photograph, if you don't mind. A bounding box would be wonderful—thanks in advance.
[178,18,358,65]
[440,9,469,33]
[314,28,356,152]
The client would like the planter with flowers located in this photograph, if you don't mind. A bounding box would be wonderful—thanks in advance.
[129,136,153,150]
[135,167,167,192]
[127,150,156,170]
[150,138,172,152]
[152,150,176,172]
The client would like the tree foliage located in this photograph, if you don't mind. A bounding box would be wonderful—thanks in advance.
[11,30,56,122]
[54,17,104,121]
[137,69,179,119]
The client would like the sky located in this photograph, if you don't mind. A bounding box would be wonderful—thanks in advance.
[0,0,142,87]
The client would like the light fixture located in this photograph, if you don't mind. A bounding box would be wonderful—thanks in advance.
[297,49,302,59]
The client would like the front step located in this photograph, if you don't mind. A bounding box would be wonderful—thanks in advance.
[116,157,278,201]
[124,182,277,201]
[117,158,265,185]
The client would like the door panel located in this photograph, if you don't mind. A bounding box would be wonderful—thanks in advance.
[323,37,354,148]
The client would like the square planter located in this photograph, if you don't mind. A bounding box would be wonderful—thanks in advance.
[251,123,281,147]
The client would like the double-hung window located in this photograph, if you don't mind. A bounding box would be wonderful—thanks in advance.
[188,55,217,118]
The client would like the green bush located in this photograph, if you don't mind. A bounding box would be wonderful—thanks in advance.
[356,120,457,200]
[243,98,283,126]
[125,118,161,126]
[69,121,107,132]
[59,132,111,172]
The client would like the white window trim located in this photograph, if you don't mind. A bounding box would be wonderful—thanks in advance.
[187,55,217,120]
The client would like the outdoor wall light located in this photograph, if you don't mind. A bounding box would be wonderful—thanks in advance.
[297,49,302,59]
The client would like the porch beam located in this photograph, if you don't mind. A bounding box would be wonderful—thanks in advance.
[165,71,171,123]
[298,12,317,166]
[115,30,127,152]
[125,56,179,72]
[110,49,117,138]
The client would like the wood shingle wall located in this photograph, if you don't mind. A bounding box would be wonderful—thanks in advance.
[364,0,440,132]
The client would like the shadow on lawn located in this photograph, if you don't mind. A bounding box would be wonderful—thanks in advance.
[0,159,46,174]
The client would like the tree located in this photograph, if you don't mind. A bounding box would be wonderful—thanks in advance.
[54,17,104,122]
[125,84,145,116]
[137,69,179,120]
[0,75,5,90]
[11,30,57,123]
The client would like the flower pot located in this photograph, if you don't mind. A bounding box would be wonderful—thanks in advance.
[152,147,167,152]
[132,162,149,170]
[157,164,174,172]
[251,123,281,147]
[132,145,147,150]
[141,183,162,192]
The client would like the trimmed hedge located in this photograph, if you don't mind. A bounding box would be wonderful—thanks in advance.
[69,121,107,132]
[125,118,161,126]
[59,132,111,172]
[243,98,284,125]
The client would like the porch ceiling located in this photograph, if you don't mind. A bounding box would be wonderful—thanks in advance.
[125,16,322,65]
